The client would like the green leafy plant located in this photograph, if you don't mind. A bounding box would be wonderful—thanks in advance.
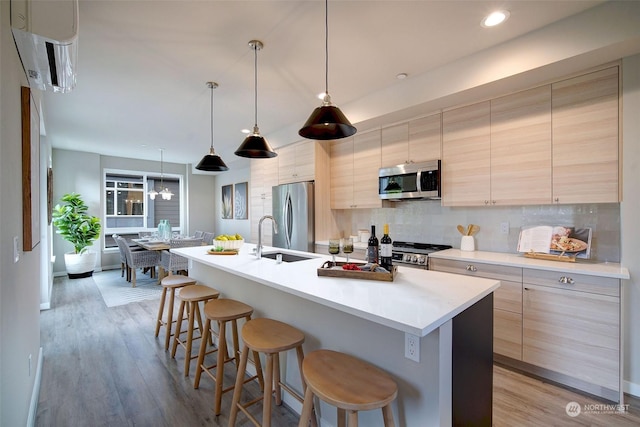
[52,193,101,254]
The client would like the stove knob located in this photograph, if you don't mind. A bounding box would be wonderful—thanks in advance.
[403,254,411,263]
[411,255,419,263]
[417,255,426,265]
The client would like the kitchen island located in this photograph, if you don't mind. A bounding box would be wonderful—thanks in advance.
[173,243,499,426]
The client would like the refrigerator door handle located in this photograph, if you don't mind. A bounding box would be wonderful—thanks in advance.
[284,192,293,248]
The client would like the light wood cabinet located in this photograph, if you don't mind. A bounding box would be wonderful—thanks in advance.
[522,268,620,397]
[249,157,278,244]
[552,66,619,203]
[277,140,315,184]
[442,101,491,206]
[490,86,552,205]
[380,114,441,168]
[330,130,382,209]
[429,258,523,360]
[441,66,619,206]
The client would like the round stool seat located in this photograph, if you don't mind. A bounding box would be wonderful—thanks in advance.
[203,298,253,321]
[178,284,220,301]
[303,350,398,411]
[161,275,196,288]
[242,318,305,353]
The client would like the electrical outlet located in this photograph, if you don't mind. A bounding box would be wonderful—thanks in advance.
[500,222,510,235]
[404,332,420,362]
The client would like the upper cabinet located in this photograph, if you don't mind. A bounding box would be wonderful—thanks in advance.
[277,140,316,184]
[490,86,552,205]
[442,101,491,206]
[330,130,382,209]
[442,65,620,207]
[380,114,441,167]
[551,66,619,204]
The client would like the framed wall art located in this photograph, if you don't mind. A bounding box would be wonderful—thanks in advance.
[21,86,41,251]
[234,182,248,220]
[221,184,233,219]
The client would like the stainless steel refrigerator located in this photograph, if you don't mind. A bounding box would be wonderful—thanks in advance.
[272,181,315,252]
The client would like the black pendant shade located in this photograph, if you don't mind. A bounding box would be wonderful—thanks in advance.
[299,102,356,140]
[235,40,277,159]
[196,147,229,171]
[234,126,277,158]
[196,81,229,172]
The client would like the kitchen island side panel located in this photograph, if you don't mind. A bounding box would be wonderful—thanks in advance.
[190,262,447,426]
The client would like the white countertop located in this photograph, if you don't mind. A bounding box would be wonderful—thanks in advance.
[430,249,630,279]
[173,243,499,337]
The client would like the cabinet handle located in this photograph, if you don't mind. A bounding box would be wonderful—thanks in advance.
[554,197,559,203]
[524,287,530,291]
[484,200,489,205]
[466,264,477,272]
[492,200,496,205]
[558,276,575,285]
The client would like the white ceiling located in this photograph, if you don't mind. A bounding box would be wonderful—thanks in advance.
[41,0,608,170]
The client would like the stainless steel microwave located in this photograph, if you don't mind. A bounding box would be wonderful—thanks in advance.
[378,160,441,200]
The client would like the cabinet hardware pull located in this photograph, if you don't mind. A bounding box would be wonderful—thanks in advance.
[484,200,489,205]
[559,276,575,284]
[524,287,530,291]
[466,264,477,272]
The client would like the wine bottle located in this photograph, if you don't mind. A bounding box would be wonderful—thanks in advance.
[380,224,393,271]
[367,225,379,264]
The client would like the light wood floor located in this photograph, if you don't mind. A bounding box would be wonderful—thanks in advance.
[37,271,640,426]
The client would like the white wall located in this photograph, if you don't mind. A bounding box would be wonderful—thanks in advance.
[0,2,44,425]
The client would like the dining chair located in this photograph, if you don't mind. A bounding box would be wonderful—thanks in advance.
[113,234,129,280]
[160,238,204,277]
[201,232,215,245]
[193,230,204,239]
[119,237,161,287]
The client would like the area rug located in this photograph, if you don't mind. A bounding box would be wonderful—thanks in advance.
[93,269,163,307]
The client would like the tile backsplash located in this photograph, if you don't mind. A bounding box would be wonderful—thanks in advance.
[344,202,620,263]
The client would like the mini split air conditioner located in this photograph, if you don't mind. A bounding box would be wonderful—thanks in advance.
[11,0,79,93]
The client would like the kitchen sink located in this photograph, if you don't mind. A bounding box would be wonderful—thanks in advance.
[261,252,315,263]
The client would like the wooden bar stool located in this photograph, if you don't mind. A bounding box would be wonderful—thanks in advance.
[228,318,317,427]
[194,299,265,416]
[171,284,220,376]
[155,275,197,350]
[298,350,398,427]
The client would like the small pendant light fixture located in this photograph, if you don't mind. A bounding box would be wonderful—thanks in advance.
[235,40,277,159]
[152,148,173,201]
[298,0,356,140]
[196,81,229,171]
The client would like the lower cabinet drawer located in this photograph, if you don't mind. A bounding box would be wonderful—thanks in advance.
[494,309,522,360]
[523,268,619,297]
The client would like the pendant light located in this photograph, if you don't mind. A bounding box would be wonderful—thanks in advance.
[298,0,356,140]
[196,82,229,171]
[235,40,277,159]
[157,149,173,200]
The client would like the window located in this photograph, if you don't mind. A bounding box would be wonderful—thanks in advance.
[104,169,183,248]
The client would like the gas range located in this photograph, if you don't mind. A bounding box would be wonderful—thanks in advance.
[391,241,452,269]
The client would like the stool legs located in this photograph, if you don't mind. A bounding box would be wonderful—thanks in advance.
[155,287,168,338]
[171,299,204,376]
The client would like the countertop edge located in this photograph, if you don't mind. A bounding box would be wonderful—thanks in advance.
[430,249,630,280]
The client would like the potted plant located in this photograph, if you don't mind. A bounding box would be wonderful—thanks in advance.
[52,192,102,278]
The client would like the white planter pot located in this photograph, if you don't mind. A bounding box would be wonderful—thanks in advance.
[64,251,97,279]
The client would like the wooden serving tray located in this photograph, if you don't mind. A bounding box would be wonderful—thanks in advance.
[524,251,576,263]
[206,249,239,255]
[317,262,397,282]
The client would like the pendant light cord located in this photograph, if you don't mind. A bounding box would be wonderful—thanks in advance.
[210,84,214,150]
[325,0,329,96]
[254,44,258,128]
[160,149,164,187]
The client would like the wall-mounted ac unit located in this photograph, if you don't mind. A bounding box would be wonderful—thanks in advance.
[11,0,79,93]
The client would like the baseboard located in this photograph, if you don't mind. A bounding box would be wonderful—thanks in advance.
[26,347,43,427]
[39,302,50,310]
[624,380,640,398]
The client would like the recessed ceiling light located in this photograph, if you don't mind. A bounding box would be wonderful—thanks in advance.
[481,10,510,28]
[396,73,408,80]
[241,128,251,134]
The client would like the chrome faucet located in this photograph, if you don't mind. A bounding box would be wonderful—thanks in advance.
[256,215,278,259]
